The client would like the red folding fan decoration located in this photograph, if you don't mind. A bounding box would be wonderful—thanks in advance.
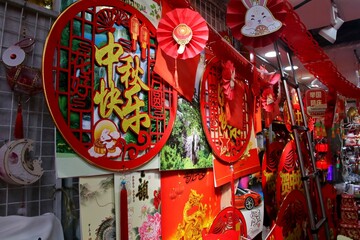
[157,8,209,60]
[261,87,276,112]
[226,0,288,48]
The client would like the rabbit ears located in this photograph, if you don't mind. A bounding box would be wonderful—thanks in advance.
[242,0,268,9]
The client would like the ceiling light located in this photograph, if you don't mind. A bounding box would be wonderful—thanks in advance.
[284,65,298,71]
[310,79,328,90]
[301,76,311,80]
[264,51,277,58]
[319,4,344,43]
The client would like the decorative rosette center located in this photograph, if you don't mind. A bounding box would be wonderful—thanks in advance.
[172,23,193,54]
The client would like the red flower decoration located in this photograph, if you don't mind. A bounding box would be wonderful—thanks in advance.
[226,0,289,48]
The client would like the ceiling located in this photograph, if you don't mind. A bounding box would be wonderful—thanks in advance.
[254,0,360,91]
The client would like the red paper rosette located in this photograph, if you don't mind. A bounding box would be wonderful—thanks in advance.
[157,8,209,59]
[226,0,288,48]
[261,87,276,112]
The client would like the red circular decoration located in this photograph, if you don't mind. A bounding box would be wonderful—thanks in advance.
[157,8,209,59]
[226,0,289,48]
[42,1,177,171]
[200,58,253,163]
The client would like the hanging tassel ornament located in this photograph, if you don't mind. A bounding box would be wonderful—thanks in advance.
[120,179,128,240]
[14,100,24,139]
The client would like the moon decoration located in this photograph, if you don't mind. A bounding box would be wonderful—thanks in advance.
[0,139,43,185]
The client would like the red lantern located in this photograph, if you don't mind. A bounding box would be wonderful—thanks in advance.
[139,24,150,60]
[130,15,140,51]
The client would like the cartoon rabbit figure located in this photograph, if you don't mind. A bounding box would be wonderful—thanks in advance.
[241,0,282,37]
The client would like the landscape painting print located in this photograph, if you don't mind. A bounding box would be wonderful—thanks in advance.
[160,94,213,170]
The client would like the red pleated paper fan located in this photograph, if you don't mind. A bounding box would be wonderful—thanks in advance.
[157,8,209,59]
[226,0,289,48]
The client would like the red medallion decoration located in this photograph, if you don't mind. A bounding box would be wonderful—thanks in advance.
[200,58,253,163]
[43,1,177,171]
[226,0,288,47]
[157,8,209,59]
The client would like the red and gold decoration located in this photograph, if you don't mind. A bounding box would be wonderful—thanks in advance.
[282,89,309,132]
[161,169,221,240]
[157,8,208,60]
[155,8,208,101]
[200,57,253,163]
[2,37,42,139]
[261,141,284,223]
[338,193,360,239]
[42,1,177,171]
[0,139,43,185]
[320,184,338,239]
[202,206,247,239]
[275,140,307,208]
[276,190,311,239]
[226,0,288,48]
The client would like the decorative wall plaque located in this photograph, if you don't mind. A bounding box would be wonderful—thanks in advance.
[43,1,177,171]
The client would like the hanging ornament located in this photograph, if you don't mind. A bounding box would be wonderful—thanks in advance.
[157,8,209,60]
[276,190,311,238]
[0,139,43,185]
[226,0,288,48]
[139,24,150,60]
[120,179,128,240]
[14,101,24,139]
[221,60,236,101]
[261,87,276,112]
[130,15,140,52]
[2,37,42,139]
[203,206,247,239]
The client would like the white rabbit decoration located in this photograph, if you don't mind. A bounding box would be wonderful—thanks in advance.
[241,0,282,37]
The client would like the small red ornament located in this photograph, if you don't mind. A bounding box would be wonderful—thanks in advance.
[139,24,150,60]
[130,15,140,51]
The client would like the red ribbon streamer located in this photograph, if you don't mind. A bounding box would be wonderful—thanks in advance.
[120,180,128,240]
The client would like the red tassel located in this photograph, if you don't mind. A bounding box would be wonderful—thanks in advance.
[230,165,235,207]
[120,180,128,240]
[174,58,179,88]
[14,103,24,139]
